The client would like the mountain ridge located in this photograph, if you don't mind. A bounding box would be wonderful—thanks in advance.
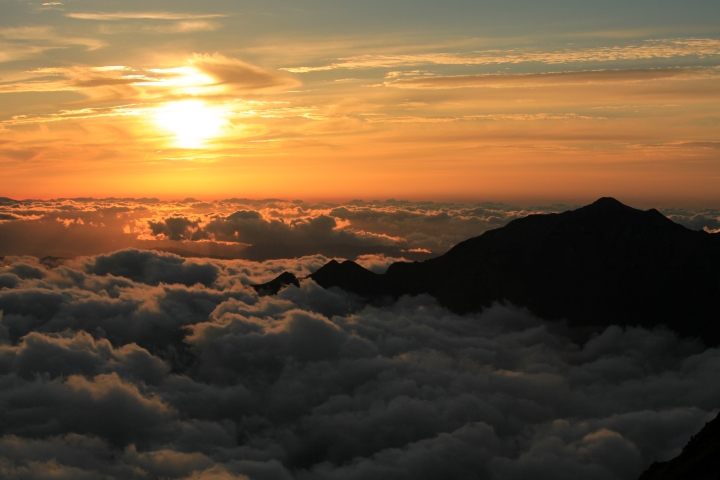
[638,412,720,480]
[258,197,720,343]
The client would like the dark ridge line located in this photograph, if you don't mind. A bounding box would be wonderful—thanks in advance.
[254,197,720,345]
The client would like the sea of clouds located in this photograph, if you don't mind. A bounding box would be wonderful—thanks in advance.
[0,248,718,480]
[2,197,718,261]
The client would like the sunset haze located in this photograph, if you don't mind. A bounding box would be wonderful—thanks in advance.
[1,0,719,202]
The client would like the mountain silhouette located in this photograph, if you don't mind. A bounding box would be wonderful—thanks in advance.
[251,271,300,296]
[301,197,720,343]
[638,413,720,480]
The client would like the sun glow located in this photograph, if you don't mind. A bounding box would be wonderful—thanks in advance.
[144,67,217,95]
[153,100,228,148]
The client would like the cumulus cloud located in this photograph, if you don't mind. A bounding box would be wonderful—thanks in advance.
[1,198,717,262]
[87,249,219,287]
[202,210,399,248]
[0,198,536,259]
[0,372,174,446]
[0,330,169,383]
[660,207,720,233]
[0,250,717,479]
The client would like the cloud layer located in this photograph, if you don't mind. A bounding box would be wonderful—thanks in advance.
[0,198,720,263]
[0,249,717,479]
[1,197,717,261]
[0,197,567,259]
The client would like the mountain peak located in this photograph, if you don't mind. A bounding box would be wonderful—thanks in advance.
[574,197,678,230]
[582,197,642,215]
[251,271,299,296]
[308,197,720,344]
[589,197,627,208]
[310,259,381,297]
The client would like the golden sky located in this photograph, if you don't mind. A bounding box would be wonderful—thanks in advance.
[1,0,719,203]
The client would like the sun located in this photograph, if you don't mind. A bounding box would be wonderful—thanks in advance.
[153,100,227,149]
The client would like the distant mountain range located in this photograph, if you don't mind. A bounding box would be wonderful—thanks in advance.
[257,197,720,344]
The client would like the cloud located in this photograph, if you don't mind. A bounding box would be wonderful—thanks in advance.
[0,26,105,63]
[0,26,105,52]
[1,106,142,124]
[1,198,717,261]
[191,54,300,92]
[147,21,222,33]
[354,254,409,274]
[0,330,169,383]
[0,249,718,478]
[660,207,720,233]
[200,210,401,249]
[63,12,227,35]
[66,12,227,21]
[281,38,720,72]
[181,466,251,480]
[0,55,296,104]
[149,216,206,241]
[0,372,175,446]
[0,434,225,479]
[360,113,600,123]
[382,67,712,90]
[630,141,720,152]
[87,249,220,287]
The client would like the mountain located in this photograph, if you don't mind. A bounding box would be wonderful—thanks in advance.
[251,271,300,296]
[304,198,720,344]
[639,413,720,480]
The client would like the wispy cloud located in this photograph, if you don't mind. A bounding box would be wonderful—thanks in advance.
[0,55,297,97]
[282,38,720,72]
[0,26,105,62]
[144,20,221,33]
[190,54,299,91]
[0,44,52,63]
[3,106,143,126]
[383,67,715,89]
[66,12,227,21]
[363,113,602,124]
[629,141,720,150]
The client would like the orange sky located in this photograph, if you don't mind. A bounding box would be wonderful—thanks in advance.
[1,1,719,204]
